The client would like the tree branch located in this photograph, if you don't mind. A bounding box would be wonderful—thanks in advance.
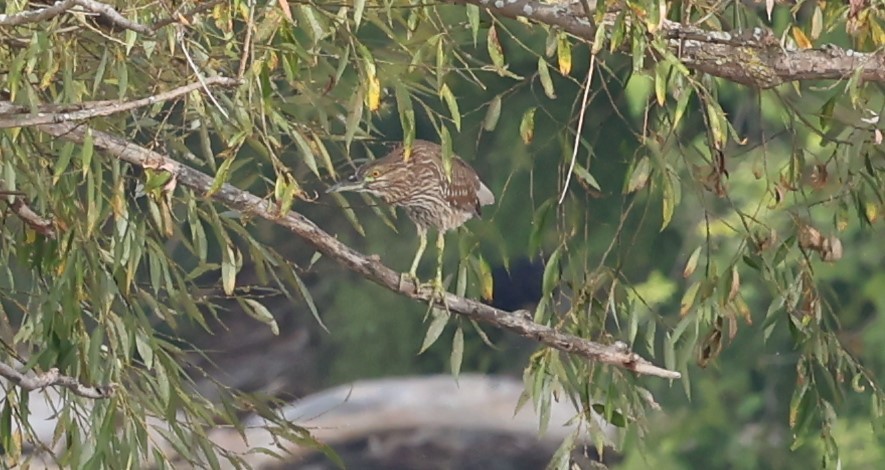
[0,76,240,129]
[73,0,153,35]
[0,181,57,238]
[0,0,77,26]
[0,0,151,35]
[34,121,681,380]
[450,0,885,88]
[0,361,116,399]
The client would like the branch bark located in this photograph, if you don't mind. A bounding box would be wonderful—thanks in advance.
[0,0,77,26]
[451,0,885,88]
[0,180,56,238]
[0,361,116,399]
[0,0,151,34]
[34,121,681,380]
[0,76,240,129]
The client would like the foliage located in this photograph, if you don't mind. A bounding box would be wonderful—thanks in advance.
[0,0,883,468]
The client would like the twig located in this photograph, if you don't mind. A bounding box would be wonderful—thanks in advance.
[0,0,77,26]
[0,76,240,129]
[73,0,152,35]
[0,361,117,399]
[35,121,682,380]
[237,5,256,81]
[0,0,152,35]
[448,0,885,88]
[0,181,56,238]
[558,54,596,205]
[179,36,232,119]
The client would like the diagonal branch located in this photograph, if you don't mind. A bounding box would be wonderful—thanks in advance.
[35,121,681,380]
[450,0,885,88]
[0,361,116,399]
[0,0,77,26]
[0,76,240,129]
[73,0,152,35]
[0,181,56,238]
[0,0,151,34]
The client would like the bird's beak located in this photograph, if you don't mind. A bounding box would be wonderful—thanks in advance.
[325,179,365,194]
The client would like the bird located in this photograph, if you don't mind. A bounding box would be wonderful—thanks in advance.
[327,140,495,293]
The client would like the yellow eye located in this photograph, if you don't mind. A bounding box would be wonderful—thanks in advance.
[370,170,381,178]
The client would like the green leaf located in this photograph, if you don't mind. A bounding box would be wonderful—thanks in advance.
[81,129,94,177]
[53,141,75,182]
[292,129,319,177]
[537,58,556,99]
[542,246,562,297]
[592,403,628,427]
[208,156,235,196]
[221,244,237,296]
[592,21,606,54]
[673,85,693,129]
[520,107,536,144]
[573,163,601,191]
[419,308,450,354]
[395,83,415,151]
[683,246,702,278]
[655,60,668,106]
[705,99,728,150]
[440,83,461,131]
[483,95,502,131]
[626,156,651,193]
[547,429,578,470]
[661,168,679,230]
[466,5,480,45]
[344,89,364,151]
[242,298,280,335]
[135,331,154,370]
[487,25,505,70]
[819,95,837,132]
[92,48,109,95]
[451,327,464,380]
[290,267,330,332]
[529,198,553,254]
[353,0,366,29]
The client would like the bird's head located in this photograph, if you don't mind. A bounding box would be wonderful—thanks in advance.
[325,158,406,201]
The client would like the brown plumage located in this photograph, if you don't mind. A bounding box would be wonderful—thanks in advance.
[327,140,495,284]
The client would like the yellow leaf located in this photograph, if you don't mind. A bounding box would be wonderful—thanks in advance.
[870,18,885,47]
[478,256,494,301]
[557,34,572,75]
[865,202,879,223]
[680,282,700,316]
[367,74,381,111]
[791,26,813,49]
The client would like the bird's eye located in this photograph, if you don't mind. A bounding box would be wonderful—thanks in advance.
[369,170,381,178]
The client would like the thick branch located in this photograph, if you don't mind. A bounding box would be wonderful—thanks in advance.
[0,0,77,26]
[0,181,56,238]
[74,0,152,35]
[453,0,885,88]
[0,0,151,34]
[35,122,680,380]
[0,362,116,399]
[0,76,239,129]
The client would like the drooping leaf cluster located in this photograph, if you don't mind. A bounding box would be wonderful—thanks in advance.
[0,0,882,468]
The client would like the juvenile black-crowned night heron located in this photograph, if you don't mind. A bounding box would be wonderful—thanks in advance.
[327,140,495,291]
